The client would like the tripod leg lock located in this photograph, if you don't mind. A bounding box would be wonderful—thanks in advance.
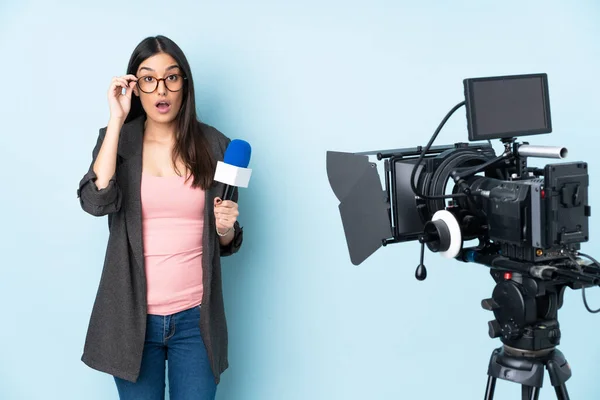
[546,351,572,387]
[487,347,545,388]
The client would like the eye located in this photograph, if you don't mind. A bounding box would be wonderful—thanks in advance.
[167,74,179,81]
[143,76,155,82]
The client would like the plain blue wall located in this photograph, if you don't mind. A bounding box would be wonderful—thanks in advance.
[2,0,600,399]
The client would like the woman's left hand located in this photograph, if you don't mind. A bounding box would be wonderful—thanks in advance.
[214,197,239,234]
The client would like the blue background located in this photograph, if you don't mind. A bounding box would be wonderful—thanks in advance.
[1,0,600,399]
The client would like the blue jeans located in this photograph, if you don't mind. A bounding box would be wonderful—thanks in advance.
[114,305,217,400]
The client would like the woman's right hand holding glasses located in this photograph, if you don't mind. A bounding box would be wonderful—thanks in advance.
[108,75,138,122]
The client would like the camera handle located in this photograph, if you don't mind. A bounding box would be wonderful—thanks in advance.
[415,241,427,281]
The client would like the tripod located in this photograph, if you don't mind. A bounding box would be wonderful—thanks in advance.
[484,345,571,400]
[479,268,576,399]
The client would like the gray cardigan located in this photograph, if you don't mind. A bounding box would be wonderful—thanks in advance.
[77,114,243,383]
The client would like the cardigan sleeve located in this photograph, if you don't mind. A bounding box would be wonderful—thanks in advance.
[77,128,122,217]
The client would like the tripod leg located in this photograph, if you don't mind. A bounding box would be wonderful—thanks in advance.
[521,386,540,400]
[529,387,540,400]
[484,376,496,400]
[554,384,570,400]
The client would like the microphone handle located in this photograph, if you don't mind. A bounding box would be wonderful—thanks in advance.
[223,184,236,201]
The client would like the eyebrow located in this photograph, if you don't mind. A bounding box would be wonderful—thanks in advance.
[138,64,181,73]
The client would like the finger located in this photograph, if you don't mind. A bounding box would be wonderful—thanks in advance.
[111,76,128,86]
[111,76,132,87]
[218,209,239,217]
[214,211,227,220]
[122,77,138,89]
[218,200,237,208]
[218,208,239,218]
[117,78,134,96]
[110,77,121,89]
[215,210,236,221]
[120,79,135,96]
[115,75,137,84]
[214,197,222,206]
[215,209,238,218]
[116,78,130,90]
[109,81,123,97]
[123,80,137,97]
[110,79,128,94]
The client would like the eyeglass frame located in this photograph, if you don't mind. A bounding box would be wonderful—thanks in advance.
[136,73,188,94]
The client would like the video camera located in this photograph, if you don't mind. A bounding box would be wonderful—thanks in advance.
[326,73,599,399]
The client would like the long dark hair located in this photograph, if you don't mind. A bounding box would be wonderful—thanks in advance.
[125,35,215,189]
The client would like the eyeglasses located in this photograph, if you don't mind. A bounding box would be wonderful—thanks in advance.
[136,74,187,93]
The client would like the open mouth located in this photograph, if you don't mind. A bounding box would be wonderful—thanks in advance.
[155,100,171,113]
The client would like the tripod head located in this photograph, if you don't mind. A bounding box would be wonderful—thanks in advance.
[462,246,600,353]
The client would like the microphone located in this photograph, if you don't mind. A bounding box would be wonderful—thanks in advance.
[214,139,253,200]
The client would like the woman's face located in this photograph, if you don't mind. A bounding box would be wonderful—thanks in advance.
[134,52,185,125]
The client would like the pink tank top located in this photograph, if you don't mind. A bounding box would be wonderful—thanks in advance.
[141,172,205,316]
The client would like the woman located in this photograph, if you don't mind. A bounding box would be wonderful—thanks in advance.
[77,35,244,399]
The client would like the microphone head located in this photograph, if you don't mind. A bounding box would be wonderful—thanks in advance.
[224,139,252,168]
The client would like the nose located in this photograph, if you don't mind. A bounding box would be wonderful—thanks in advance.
[157,79,167,95]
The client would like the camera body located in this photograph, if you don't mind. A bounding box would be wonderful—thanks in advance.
[463,162,590,262]
[407,141,591,265]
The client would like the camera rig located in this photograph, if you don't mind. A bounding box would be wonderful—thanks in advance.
[326,73,599,399]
